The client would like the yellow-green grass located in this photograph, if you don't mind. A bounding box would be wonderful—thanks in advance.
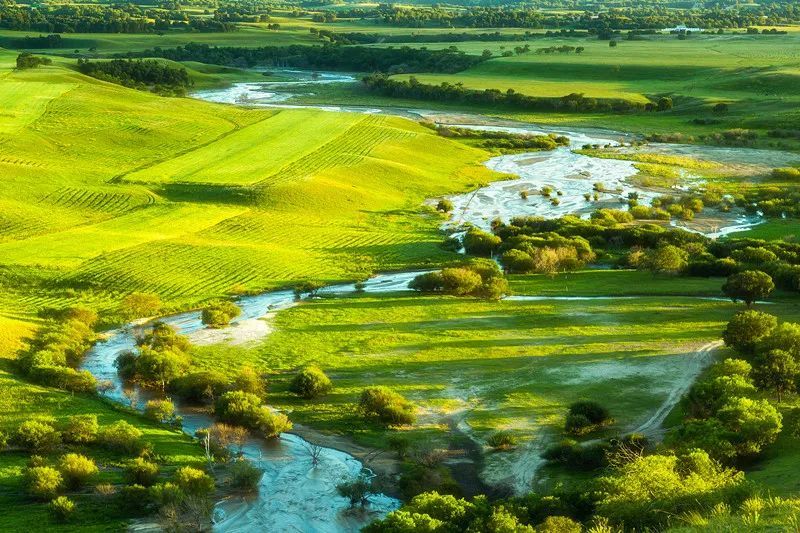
[188,272,800,453]
[0,54,500,322]
[725,219,800,241]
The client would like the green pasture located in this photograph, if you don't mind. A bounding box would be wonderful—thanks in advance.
[0,53,501,340]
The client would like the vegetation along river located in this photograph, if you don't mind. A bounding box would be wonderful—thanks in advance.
[78,72,799,532]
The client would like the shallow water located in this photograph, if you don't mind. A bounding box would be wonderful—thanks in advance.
[80,273,424,532]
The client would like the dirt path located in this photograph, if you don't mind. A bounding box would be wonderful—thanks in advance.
[629,339,722,439]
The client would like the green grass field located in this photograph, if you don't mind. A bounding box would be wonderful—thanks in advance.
[184,269,800,490]
[0,52,501,336]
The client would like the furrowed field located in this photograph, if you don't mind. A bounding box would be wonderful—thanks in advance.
[0,50,500,340]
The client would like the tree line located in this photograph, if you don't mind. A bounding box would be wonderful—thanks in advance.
[362,74,652,114]
[0,1,237,33]
[129,42,487,74]
[77,59,192,95]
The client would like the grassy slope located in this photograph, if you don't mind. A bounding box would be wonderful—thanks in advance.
[0,52,500,328]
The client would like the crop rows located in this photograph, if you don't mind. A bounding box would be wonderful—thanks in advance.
[255,116,416,189]
[41,186,153,214]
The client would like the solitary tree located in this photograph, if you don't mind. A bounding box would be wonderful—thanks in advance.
[722,270,775,307]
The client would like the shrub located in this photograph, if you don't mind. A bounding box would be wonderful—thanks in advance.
[62,415,99,444]
[25,466,63,500]
[28,366,97,393]
[716,396,782,456]
[462,228,501,256]
[501,249,535,273]
[565,401,612,435]
[121,292,162,319]
[201,300,241,328]
[538,516,582,533]
[229,458,263,492]
[486,431,518,450]
[173,466,214,496]
[149,482,182,507]
[336,471,373,508]
[232,366,266,397]
[289,366,333,399]
[359,387,416,425]
[14,420,61,453]
[170,371,229,403]
[98,421,145,456]
[436,199,454,213]
[260,411,292,438]
[49,496,75,523]
[144,399,177,424]
[126,458,160,487]
[0,430,7,450]
[59,454,98,489]
[117,484,152,515]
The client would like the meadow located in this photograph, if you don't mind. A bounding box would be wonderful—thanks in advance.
[0,50,501,341]
[187,269,800,492]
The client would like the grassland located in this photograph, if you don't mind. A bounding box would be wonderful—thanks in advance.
[184,269,800,490]
[0,51,501,336]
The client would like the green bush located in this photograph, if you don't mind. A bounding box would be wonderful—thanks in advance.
[565,401,613,435]
[98,421,146,456]
[170,370,229,403]
[723,310,778,355]
[49,496,75,523]
[289,366,333,399]
[149,482,182,507]
[117,484,152,515]
[359,387,416,426]
[173,466,214,496]
[232,366,266,397]
[486,431,518,450]
[436,198,454,213]
[125,457,159,487]
[25,466,63,500]
[144,399,177,424]
[59,453,98,489]
[260,411,292,438]
[201,300,241,328]
[14,420,61,452]
[62,414,99,444]
[28,365,97,393]
[229,458,263,492]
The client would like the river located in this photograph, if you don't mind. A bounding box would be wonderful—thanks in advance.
[79,71,798,532]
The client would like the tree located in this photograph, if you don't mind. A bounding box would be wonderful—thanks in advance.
[564,400,613,435]
[644,244,688,274]
[716,396,782,456]
[58,454,98,489]
[16,52,52,69]
[757,322,800,358]
[753,349,798,400]
[501,249,534,274]
[722,270,774,307]
[723,310,777,355]
[135,348,191,391]
[289,366,333,399]
[462,229,501,256]
[336,470,373,508]
[201,300,241,328]
[98,421,146,455]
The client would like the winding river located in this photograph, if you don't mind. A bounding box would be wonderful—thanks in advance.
[79,71,799,532]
